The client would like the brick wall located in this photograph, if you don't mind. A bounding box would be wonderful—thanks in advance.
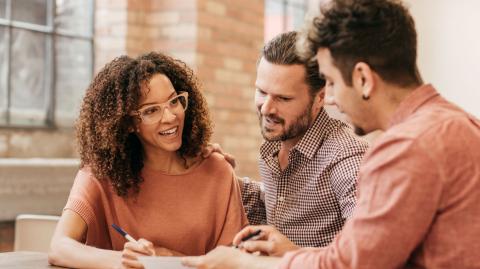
[140,0,198,66]
[94,0,129,71]
[0,0,265,252]
[196,0,264,178]
[96,0,265,179]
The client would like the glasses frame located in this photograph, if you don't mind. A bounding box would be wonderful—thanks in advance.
[130,91,189,125]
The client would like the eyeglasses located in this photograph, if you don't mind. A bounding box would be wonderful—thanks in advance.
[130,92,188,125]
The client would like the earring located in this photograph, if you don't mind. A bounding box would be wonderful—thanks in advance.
[362,94,370,100]
[129,127,140,133]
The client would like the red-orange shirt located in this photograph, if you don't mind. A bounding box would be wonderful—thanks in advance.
[64,153,248,256]
[279,84,480,268]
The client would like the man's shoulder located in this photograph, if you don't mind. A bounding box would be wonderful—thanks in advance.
[323,118,369,156]
[381,108,480,156]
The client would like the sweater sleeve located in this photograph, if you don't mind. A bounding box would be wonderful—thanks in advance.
[64,168,111,249]
[215,173,250,247]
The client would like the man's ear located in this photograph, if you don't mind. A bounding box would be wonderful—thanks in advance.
[352,62,375,100]
[317,89,326,102]
[311,88,325,114]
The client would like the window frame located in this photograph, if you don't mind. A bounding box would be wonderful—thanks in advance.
[0,0,94,128]
[264,0,308,42]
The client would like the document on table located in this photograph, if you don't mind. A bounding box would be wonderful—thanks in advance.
[138,256,189,269]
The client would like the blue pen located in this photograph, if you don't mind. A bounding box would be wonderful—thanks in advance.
[111,223,137,243]
[112,224,155,256]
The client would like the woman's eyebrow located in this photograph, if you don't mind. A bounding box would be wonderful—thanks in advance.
[138,92,177,108]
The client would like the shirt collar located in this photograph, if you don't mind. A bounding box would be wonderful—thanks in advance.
[260,108,334,161]
[389,84,439,127]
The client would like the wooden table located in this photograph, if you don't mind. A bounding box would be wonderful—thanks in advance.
[0,251,65,269]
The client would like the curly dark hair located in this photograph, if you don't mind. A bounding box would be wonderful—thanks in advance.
[299,0,421,87]
[76,52,212,197]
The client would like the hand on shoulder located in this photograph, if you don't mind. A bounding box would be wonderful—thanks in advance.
[201,143,236,168]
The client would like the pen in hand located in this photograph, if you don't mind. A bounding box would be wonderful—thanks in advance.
[111,223,137,243]
[111,223,155,256]
[234,229,262,248]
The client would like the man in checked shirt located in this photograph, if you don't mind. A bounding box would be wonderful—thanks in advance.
[236,31,369,250]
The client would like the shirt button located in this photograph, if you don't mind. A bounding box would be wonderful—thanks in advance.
[278,196,285,202]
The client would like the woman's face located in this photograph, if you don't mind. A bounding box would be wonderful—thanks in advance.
[133,73,186,155]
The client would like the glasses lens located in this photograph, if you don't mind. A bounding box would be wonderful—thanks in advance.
[138,93,188,125]
[176,95,188,110]
[141,105,163,124]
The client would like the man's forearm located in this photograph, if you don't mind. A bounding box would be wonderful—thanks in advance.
[246,256,282,269]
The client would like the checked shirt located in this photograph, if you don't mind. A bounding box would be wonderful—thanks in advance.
[241,109,368,247]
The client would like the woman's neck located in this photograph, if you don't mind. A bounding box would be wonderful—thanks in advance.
[143,150,187,174]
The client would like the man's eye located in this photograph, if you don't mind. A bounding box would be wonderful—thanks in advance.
[256,89,266,96]
[279,97,292,101]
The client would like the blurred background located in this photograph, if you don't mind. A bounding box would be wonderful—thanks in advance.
[0,0,479,252]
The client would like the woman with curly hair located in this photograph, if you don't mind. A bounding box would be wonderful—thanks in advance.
[48,52,248,269]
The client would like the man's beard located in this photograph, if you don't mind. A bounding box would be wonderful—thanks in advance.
[259,105,313,142]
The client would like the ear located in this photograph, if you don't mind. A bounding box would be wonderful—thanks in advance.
[316,89,325,105]
[311,89,325,114]
[352,62,375,100]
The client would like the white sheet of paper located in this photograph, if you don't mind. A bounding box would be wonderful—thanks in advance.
[138,256,189,269]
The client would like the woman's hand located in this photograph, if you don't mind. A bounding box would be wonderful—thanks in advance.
[121,238,155,269]
[154,246,185,256]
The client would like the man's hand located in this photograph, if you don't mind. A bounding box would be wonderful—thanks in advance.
[233,225,300,257]
[201,143,236,168]
[181,246,281,269]
[182,246,245,269]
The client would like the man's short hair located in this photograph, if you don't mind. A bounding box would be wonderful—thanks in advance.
[299,0,421,87]
[261,31,326,95]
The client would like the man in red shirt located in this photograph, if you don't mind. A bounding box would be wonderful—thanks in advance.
[182,0,480,268]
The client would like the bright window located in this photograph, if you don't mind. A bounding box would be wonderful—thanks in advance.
[0,0,93,127]
[264,0,308,42]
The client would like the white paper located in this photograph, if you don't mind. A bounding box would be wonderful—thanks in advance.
[138,256,189,269]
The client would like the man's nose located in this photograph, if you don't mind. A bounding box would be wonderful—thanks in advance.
[259,96,276,115]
